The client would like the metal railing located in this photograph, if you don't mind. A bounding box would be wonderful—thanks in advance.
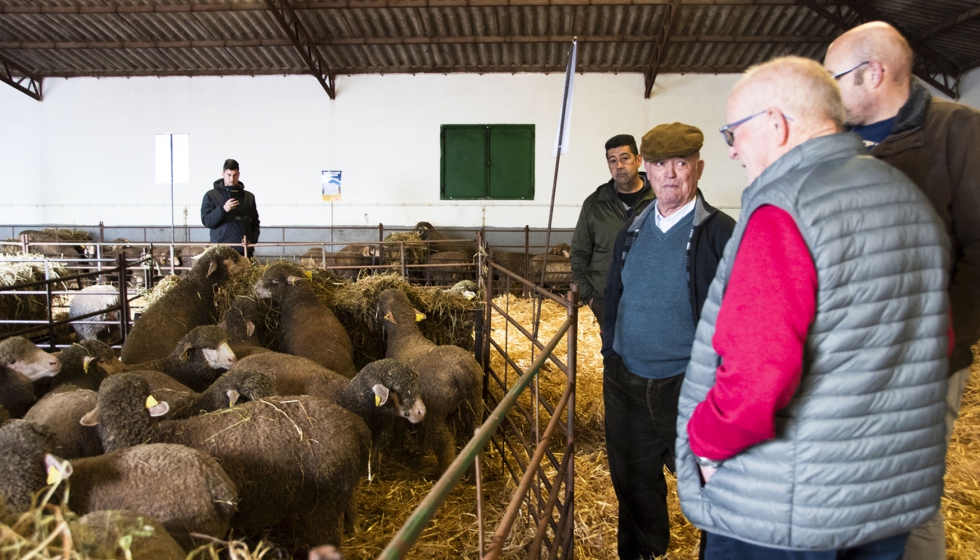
[380,259,578,559]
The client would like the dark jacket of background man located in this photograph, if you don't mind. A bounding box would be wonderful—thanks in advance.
[201,179,260,248]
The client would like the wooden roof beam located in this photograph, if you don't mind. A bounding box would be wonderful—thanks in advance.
[264,0,336,98]
[0,53,41,101]
[644,0,682,98]
[0,34,834,50]
[0,0,798,14]
[919,5,980,39]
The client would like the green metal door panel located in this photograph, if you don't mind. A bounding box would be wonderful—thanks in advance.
[441,126,487,199]
[488,125,534,200]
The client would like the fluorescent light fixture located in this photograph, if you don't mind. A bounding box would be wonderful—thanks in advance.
[155,133,189,184]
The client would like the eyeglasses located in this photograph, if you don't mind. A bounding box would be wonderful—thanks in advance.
[831,60,870,81]
[719,110,794,147]
[719,110,767,147]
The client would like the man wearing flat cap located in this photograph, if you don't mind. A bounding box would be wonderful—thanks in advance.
[601,122,735,559]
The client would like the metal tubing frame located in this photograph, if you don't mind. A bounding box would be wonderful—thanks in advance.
[378,268,577,559]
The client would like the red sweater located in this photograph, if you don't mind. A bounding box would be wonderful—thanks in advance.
[687,205,817,461]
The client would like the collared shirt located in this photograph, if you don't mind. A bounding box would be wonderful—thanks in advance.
[654,197,696,233]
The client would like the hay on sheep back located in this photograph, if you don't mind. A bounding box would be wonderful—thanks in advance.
[0,257,69,338]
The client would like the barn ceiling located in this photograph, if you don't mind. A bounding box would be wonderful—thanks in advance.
[1,0,977,101]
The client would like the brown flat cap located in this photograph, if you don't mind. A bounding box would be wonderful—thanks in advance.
[640,122,704,161]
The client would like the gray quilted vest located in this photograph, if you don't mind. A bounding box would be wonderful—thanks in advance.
[675,133,950,550]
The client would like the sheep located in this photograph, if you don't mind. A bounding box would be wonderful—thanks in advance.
[528,244,572,290]
[425,251,472,285]
[120,245,249,365]
[327,244,381,279]
[231,354,425,436]
[84,373,371,553]
[128,368,277,420]
[24,388,104,458]
[2,419,237,551]
[218,295,275,357]
[0,337,61,418]
[72,510,187,560]
[254,262,356,378]
[69,284,121,342]
[39,339,122,396]
[377,288,483,475]
[414,222,478,258]
[51,443,239,550]
[123,325,236,392]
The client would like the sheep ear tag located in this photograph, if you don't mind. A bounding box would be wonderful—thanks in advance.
[44,454,73,485]
[372,384,389,407]
[384,311,397,324]
[414,310,426,322]
[83,355,95,373]
[304,270,313,279]
[145,395,170,417]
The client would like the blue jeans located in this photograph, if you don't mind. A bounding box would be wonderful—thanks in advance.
[704,531,910,560]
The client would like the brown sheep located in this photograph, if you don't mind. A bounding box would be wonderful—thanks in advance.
[254,262,356,377]
[120,246,249,365]
[72,510,187,560]
[414,222,478,258]
[425,251,472,285]
[377,288,483,476]
[1,337,61,418]
[127,368,277,420]
[123,325,237,392]
[24,388,104,458]
[84,373,370,554]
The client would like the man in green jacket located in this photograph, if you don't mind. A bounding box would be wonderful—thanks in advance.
[570,135,654,323]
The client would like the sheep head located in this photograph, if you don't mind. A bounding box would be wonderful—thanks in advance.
[80,373,169,451]
[358,359,426,424]
[253,262,308,300]
[0,420,57,514]
[174,326,236,370]
[192,246,250,282]
[0,337,61,381]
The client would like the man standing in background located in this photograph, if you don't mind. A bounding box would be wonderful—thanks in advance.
[571,135,654,324]
[201,158,260,257]
[825,23,980,559]
[601,123,734,559]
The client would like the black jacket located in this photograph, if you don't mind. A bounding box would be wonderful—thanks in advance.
[601,190,735,359]
[201,180,260,246]
[570,175,654,306]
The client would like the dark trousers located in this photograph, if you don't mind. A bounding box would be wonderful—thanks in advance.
[704,532,910,560]
[603,354,685,559]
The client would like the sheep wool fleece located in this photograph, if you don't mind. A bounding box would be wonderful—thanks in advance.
[675,133,951,550]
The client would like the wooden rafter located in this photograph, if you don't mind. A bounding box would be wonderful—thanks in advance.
[920,5,980,39]
[644,0,683,98]
[264,0,336,98]
[798,0,960,99]
[0,35,835,50]
[0,52,41,101]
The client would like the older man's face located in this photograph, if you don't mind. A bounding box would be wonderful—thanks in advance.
[725,97,769,183]
[644,155,703,216]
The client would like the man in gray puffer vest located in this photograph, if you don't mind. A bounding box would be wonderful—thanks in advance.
[676,56,950,559]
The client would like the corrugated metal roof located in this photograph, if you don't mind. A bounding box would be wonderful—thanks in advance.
[0,0,977,99]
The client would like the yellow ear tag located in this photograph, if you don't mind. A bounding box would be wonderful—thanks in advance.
[304,270,313,279]
[414,311,426,322]
[83,358,90,374]
[47,465,63,485]
[374,394,382,407]
[145,395,159,409]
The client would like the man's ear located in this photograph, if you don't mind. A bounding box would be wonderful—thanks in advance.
[695,158,705,180]
[867,60,887,88]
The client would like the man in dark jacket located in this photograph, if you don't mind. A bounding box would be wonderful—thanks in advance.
[600,123,735,559]
[825,22,980,559]
[571,135,655,323]
[201,159,260,257]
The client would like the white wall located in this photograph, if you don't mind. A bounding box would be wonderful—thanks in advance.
[1,68,978,229]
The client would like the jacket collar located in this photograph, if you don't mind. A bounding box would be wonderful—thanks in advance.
[629,188,714,232]
[890,79,932,136]
[743,133,865,203]
[597,172,652,204]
